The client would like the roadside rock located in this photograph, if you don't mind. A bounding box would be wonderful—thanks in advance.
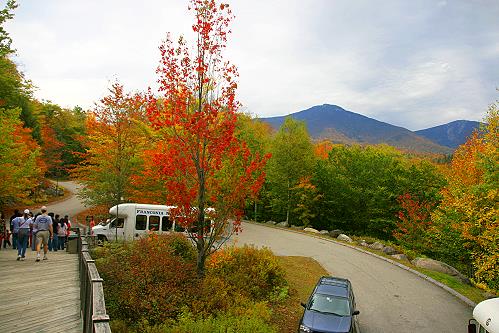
[337,234,353,243]
[329,229,343,238]
[276,221,289,227]
[359,241,369,247]
[266,221,276,225]
[391,254,409,261]
[291,225,303,230]
[484,292,497,299]
[382,246,398,255]
[369,242,385,251]
[411,258,469,283]
[319,230,329,235]
[304,227,320,233]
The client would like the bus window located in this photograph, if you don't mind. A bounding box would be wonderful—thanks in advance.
[162,216,173,231]
[136,215,147,230]
[110,218,124,228]
[149,216,160,231]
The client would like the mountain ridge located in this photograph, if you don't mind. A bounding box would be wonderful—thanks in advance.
[259,104,462,154]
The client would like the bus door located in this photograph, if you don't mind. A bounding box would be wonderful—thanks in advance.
[108,217,124,241]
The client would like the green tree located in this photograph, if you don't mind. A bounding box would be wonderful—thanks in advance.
[39,102,86,177]
[0,0,17,57]
[314,144,445,238]
[267,117,315,224]
[235,115,273,222]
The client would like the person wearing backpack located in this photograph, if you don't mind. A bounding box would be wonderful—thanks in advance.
[52,214,60,252]
[12,209,31,261]
[57,218,67,250]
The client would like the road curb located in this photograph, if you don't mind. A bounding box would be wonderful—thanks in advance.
[245,221,477,308]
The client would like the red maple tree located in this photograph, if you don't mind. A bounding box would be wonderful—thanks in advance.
[145,0,269,275]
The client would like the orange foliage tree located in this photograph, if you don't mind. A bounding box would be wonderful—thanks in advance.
[40,123,63,176]
[0,108,43,209]
[432,102,498,289]
[145,0,268,276]
[74,83,148,208]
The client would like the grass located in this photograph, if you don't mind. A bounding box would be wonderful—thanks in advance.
[417,268,486,304]
[271,256,329,333]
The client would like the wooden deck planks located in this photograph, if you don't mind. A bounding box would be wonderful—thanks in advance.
[0,248,82,333]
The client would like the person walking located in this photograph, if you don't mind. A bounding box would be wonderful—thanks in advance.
[33,206,53,262]
[10,209,19,249]
[48,212,55,251]
[12,209,31,260]
[1,212,11,249]
[57,218,67,250]
[30,212,37,251]
[0,212,6,250]
[52,214,60,252]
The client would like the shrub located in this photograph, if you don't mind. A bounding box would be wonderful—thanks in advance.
[95,234,198,325]
[135,311,276,333]
[206,245,288,302]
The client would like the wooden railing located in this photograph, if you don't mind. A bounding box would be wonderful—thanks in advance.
[76,229,112,333]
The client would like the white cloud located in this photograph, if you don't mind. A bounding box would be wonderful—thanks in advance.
[3,0,498,129]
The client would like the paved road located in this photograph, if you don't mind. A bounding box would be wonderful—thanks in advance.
[34,181,87,221]
[232,222,473,333]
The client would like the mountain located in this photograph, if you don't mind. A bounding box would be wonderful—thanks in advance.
[415,120,481,149]
[260,104,453,154]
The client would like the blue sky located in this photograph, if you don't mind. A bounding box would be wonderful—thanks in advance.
[4,0,499,130]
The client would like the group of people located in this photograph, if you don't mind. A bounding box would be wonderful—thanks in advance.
[0,206,72,261]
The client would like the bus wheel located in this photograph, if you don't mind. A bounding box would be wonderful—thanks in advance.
[97,235,107,245]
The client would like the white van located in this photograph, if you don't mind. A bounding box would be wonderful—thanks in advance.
[92,203,177,241]
[468,297,499,333]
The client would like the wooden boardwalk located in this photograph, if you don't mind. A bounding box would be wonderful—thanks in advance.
[0,248,82,333]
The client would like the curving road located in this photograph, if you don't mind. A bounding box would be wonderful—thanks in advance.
[40,181,87,221]
[46,184,472,332]
[232,222,472,333]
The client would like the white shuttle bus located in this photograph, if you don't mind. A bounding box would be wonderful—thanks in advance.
[468,298,499,333]
[92,203,177,241]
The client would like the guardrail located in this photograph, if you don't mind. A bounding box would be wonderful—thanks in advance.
[76,229,112,333]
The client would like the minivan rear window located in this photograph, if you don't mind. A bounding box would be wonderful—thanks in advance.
[136,215,147,230]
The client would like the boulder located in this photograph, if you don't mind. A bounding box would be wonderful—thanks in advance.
[290,225,303,230]
[319,230,329,235]
[266,221,276,225]
[276,221,289,227]
[411,258,469,283]
[359,242,369,247]
[391,254,409,261]
[382,246,398,255]
[369,242,385,251]
[329,229,343,238]
[304,227,320,234]
[337,234,353,243]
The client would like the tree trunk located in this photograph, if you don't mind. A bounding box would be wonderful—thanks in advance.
[254,201,257,222]
[286,179,290,224]
[196,240,206,277]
